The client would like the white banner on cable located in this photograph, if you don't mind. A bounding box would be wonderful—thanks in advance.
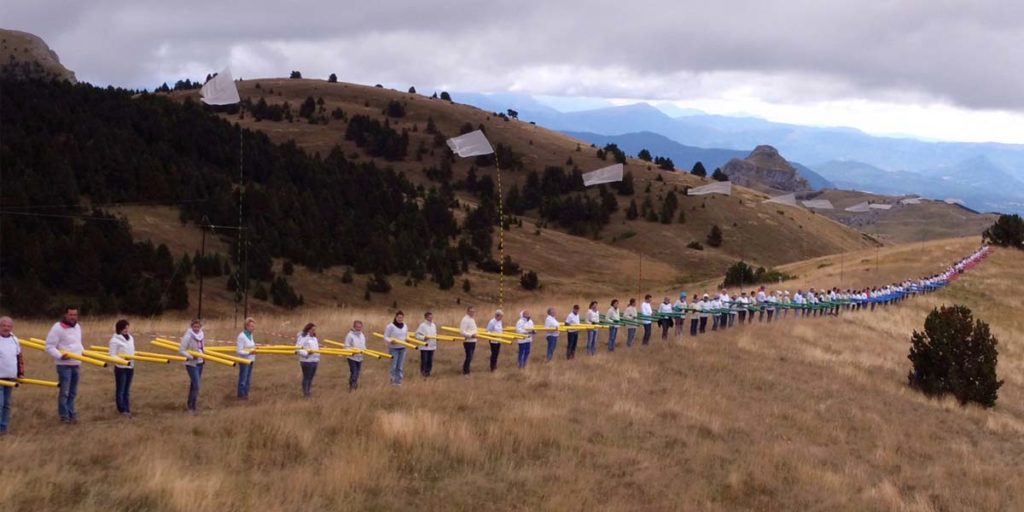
[869,203,893,210]
[944,198,965,205]
[845,201,871,212]
[763,193,798,207]
[581,163,623,187]
[801,199,834,210]
[446,130,494,157]
[200,68,240,105]
[899,197,923,205]
[687,181,732,196]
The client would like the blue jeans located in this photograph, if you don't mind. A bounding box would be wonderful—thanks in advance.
[642,324,652,344]
[546,335,558,361]
[300,362,318,396]
[517,342,531,369]
[607,326,618,351]
[347,359,362,390]
[586,330,597,355]
[186,363,204,411]
[56,365,79,421]
[566,332,578,359]
[114,367,133,413]
[237,361,254,398]
[0,386,11,432]
[389,347,406,384]
[626,327,636,346]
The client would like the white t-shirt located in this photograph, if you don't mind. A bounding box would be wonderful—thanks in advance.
[0,334,21,379]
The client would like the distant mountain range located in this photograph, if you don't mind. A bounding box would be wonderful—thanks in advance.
[456,92,1024,213]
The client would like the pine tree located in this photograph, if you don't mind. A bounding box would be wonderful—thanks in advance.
[691,161,707,177]
[626,199,639,220]
[706,225,723,247]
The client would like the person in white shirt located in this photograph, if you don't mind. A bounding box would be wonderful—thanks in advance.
[606,300,621,351]
[710,296,723,331]
[640,295,654,345]
[344,321,367,391]
[756,287,768,322]
[296,323,320,397]
[543,308,560,361]
[486,310,504,371]
[179,319,206,413]
[719,290,732,328]
[698,294,711,333]
[673,293,688,338]
[384,311,409,385]
[236,317,257,400]
[515,310,535,369]
[736,292,750,324]
[0,316,25,435]
[565,305,581,359]
[45,307,84,424]
[585,302,600,356]
[108,319,135,417]
[658,297,673,340]
[623,299,638,347]
[460,306,478,375]
[415,311,438,377]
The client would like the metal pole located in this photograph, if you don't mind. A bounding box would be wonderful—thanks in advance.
[197,219,207,319]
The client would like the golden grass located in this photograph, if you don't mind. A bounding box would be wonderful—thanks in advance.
[2,240,1021,511]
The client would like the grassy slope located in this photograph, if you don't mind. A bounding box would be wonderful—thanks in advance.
[2,238,1021,511]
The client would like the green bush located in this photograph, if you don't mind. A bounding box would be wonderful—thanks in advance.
[982,214,1024,249]
[706,225,723,247]
[686,241,703,251]
[908,305,1003,407]
[520,270,540,290]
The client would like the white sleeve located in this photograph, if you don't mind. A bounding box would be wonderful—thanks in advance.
[44,324,63,360]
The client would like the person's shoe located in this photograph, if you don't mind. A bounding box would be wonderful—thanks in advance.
[60,417,70,425]
[121,412,132,419]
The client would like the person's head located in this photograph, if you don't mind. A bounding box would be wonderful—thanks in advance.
[302,322,316,337]
[0,316,12,337]
[680,292,687,300]
[424,311,434,323]
[494,309,503,320]
[63,307,79,327]
[662,297,670,304]
[644,294,652,302]
[611,299,619,308]
[589,301,598,310]
[352,320,364,332]
[245,317,256,332]
[115,319,130,336]
[628,298,636,306]
[572,304,580,313]
[190,319,203,333]
[521,309,531,320]
[393,311,405,325]
[547,307,556,316]
[466,306,476,317]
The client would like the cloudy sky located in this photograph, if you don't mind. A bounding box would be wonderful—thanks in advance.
[8,0,1024,143]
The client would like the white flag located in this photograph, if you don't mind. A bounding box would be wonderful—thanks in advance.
[844,201,871,212]
[200,68,240,105]
[899,197,923,205]
[582,163,624,187]
[801,199,834,210]
[763,193,797,207]
[869,203,893,210]
[687,181,732,196]
[446,130,494,157]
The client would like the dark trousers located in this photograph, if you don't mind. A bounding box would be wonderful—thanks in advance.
[0,386,11,433]
[767,310,774,322]
[660,319,671,339]
[300,362,317,396]
[237,361,254,398]
[566,332,578,359]
[641,324,652,345]
[420,350,434,377]
[489,342,501,371]
[347,359,362,390]
[186,363,203,411]
[738,311,747,323]
[699,317,708,333]
[463,342,476,374]
[690,318,699,336]
[114,367,133,414]
[56,365,79,421]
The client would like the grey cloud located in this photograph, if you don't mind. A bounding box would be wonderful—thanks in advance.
[5,0,1023,110]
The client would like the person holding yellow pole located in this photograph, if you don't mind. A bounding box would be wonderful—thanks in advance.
[344,321,367,391]
[179,319,206,414]
[564,305,580,359]
[296,323,320,398]
[623,299,638,347]
[415,311,437,378]
[515,310,535,369]
[0,316,25,435]
[44,307,84,424]
[236,317,257,400]
[486,310,504,372]
[585,301,600,356]
[606,299,620,352]
[543,308,559,361]
[460,306,478,375]
[384,312,409,385]
[107,319,135,418]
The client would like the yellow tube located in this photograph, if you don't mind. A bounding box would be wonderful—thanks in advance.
[371,332,418,350]
[16,377,59,387]
[63,352,108,367]
[204,352,253,365]
[439,326,464,335]
[89,345,109,351]
[0,380,17,388]
[202,346,237,352]
[150,340,235,367]
[83,350,131,366]
[405,338,427,346]
[19,339,46,350]
[135,351,187,362]
[361,348,392,359]
[477,333,513,345]
[322,339,346,348]
[122,354,170,364]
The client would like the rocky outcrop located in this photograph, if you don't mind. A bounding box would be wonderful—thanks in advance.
[722,145,810,192]
[1,28,77,82]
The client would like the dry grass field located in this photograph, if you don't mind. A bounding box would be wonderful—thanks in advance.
[1,238,1021,511]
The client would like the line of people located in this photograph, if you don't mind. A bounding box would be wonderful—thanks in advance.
[0,245,990,436]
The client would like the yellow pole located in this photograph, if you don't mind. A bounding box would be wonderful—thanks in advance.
[122,354,170,364]
[82,350,131,366]
[16,378,59,388]
[0,380,17,388]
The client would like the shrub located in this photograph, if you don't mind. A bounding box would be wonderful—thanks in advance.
[252,282,269,301]
[686,241,703,250]
[982,214,1024,249]
[289,71,302,79]
[327,73,337,83]
[366,272,392,293]
[706,225,723,247]
[712,168,729,181]
[520,270,540,290]
[282,261,294,276]
[908,305,1002,407]
[386,100,406,118]
[341,267,354,283]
